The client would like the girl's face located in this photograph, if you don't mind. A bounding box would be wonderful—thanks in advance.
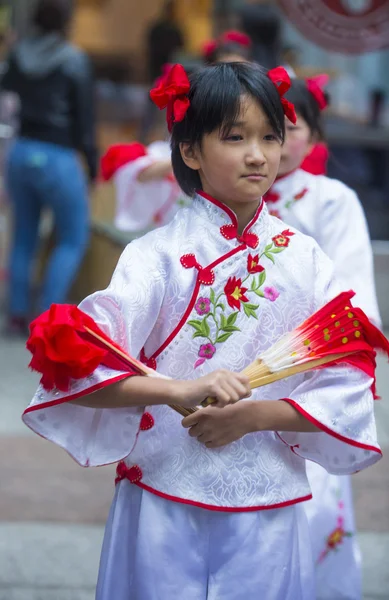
[180,95,282,211]
[278,113,314,176]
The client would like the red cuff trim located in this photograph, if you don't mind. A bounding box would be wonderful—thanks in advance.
[281,398,382,456]
[23,373,133,415]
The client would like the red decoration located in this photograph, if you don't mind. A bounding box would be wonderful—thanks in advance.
[220,224,259,249]
[140,412,155,431]
[294,188,309,201]
[27,304,143,392]
[272,229,295,248]
[100,143,147,181]
[263,190,280,204]
[150,64,190,132]
[202,39,218,60]
[301,143,329,175]
[224,276,249,311]
[247,254,265,274]
[180,254,215,285]
[221,30,252,47]
[140,348,157,371]
[115,462,143,485]
[267,67,297,125]
[306,74,329,111]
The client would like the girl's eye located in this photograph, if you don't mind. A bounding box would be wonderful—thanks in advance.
[264,134,277,141]
[225,134,243,142]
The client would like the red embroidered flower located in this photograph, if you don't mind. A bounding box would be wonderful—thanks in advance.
[269,209,281,219]
[247,254,265,274]
[272,229,295,248]
[294,188,308,201]
[326,526,346,549]
[27,304,110,392]
[224,277,249,311]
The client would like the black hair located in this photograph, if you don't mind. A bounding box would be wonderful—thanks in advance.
[205,42,252,65]
[33,0,74,34]
[285,79,330,141]
[171,62,285,197]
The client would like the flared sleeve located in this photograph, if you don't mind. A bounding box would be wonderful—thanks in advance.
[23,239,165,467]
[277,245,382,475]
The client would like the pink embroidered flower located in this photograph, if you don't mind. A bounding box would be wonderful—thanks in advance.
[199,343,216,359]
[264,286,280,302]
[247,254,265,275]
[224,276,249,311]
[195,297,211,315]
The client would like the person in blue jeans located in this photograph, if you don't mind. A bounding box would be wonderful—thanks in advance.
[1,0,97,336]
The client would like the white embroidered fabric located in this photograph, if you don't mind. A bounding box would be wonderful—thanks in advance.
[23,195,381,509]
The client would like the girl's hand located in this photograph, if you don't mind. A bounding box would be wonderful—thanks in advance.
[175,369,251,409]
[182,401,255,448]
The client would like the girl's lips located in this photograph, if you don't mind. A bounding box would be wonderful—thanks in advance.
[243,174,266,181]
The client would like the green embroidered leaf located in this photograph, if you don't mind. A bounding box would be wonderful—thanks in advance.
[216,303,225,311]
[264,252,275,264]
[201,318,210,337]
[192,331,207,339]
[222,325,240,333]
[251,278,257,291]
[210,289,215,304]
[220,314,227,329]
[254,289,265,297]
[227,312,239,326]
[265,243,273,252]
[188,320,203,333]
[270,247,285,254]
[243,303,259,319]
[215,332,233,343]
[258,270,266,287]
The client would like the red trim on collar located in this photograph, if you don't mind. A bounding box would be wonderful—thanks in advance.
[197,190,263,248]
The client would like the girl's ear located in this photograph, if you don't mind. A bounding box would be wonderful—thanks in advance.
[179,142,201,171]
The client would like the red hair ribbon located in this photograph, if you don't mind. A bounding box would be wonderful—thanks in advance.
[267,66,297,125]
[306,74,329,111]
[202,39,218,60]
[221,30,252,47]
[150,63,190,132]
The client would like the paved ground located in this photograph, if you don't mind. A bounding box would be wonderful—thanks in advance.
[0,327,388,599]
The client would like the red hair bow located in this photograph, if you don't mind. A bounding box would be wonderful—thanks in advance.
[267,66,297,125]
[306,74,329,111]
[100,143,147,181]
[150,63,190,132]
[202,39,218,60]
[221,30,252,47]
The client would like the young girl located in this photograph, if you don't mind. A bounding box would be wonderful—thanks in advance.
[101,139,188,231]
[23,63,381,600]
[264,77,382,599]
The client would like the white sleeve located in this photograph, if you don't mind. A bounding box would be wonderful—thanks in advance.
[114,156,175,231]
[23,240,165,467]
[277,245,381,475]
[317,181,381,327]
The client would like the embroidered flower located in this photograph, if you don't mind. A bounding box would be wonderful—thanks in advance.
[199,343,216,359]
[247,254,265,275]
[269,209,281,219]
[263,189,280,203]
[294,187,308,201]
[264,286,280,302]
[195,297,211,315]
[224,277,249,311]
[272,229,295,248]
[327,526,346,549]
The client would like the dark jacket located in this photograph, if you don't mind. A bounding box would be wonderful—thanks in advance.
[1,31,98,180]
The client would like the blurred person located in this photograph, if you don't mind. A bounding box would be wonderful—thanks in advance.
[202,30,252,64]
[1,0,97,336]
[264,75,381,600]
[146,0,184,83]
[237,0,282,69]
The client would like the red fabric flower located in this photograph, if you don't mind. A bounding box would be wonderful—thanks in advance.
[267,66,297,124]
[301,143,329,175]
[247,254,265,274]
[27,304,140,392]
[224,277,249,311]
[306,74,329,111]
[100,143,147,181]
[150,64,190,132]
[272,229,295,247]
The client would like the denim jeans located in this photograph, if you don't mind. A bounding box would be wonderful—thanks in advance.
[6,138,89,316]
